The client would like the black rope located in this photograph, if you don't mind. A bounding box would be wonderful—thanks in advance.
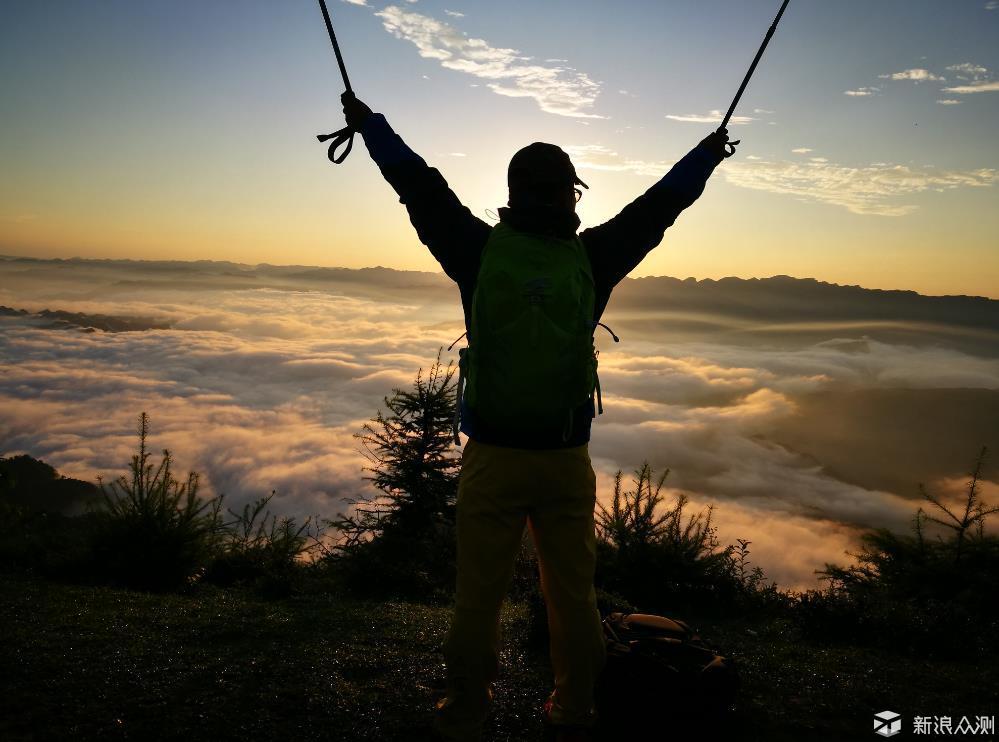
[316,0,354,164]
[317,126,354,164]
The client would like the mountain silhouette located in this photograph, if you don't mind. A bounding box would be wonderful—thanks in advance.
[0,455,100,515]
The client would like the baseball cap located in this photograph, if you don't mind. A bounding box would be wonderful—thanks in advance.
[508,142,589,191]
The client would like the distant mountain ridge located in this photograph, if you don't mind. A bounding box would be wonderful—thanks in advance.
[0,306,170,333]
[2,255,997,333]
[612,274,999,332]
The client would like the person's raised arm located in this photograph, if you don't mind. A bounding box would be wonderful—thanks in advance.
[341,93,491,285]
[580,129,735,298]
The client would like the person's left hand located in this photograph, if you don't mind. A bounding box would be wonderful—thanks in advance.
[699,128,740,160]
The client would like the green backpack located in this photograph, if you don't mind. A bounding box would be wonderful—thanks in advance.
[453,221,605,444]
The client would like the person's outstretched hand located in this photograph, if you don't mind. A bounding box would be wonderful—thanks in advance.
[341,92,372,131]
[699,128,740,161]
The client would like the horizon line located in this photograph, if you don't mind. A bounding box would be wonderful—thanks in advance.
[1,252,995,302]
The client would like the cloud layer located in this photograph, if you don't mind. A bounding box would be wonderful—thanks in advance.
[2,258,997,589]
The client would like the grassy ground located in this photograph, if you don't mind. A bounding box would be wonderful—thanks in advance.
[1,571,995,741]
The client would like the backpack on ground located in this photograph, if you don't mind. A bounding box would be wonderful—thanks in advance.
[595,612,738,727]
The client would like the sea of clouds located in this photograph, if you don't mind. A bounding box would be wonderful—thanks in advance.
[1,257,997,588]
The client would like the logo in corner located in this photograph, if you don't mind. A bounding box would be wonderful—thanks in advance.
[874,710,902,737]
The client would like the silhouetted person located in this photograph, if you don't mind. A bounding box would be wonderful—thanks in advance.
[340,92,734,742]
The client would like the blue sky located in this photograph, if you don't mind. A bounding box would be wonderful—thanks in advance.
[2,0,998,296]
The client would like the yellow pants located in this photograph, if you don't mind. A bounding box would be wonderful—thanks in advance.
[436,438,607,740]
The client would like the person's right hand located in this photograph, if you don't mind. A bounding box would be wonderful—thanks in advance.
[341,92,372,130]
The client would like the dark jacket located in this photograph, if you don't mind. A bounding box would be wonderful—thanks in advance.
[359,113,721,448]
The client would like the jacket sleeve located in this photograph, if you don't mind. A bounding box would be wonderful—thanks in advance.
[358,113,491,285]
[580,143,722,293]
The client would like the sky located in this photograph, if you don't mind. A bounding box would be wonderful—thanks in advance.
[2,258,997,588]
[1,0,998,297]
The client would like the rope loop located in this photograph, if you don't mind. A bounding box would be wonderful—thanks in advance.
[317,126,354,164]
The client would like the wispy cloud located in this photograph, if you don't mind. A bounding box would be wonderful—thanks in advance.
[946,63,989,80]
[942,81,999,94]
[444,9,464,17]
[879,68,944,82]
[665,110,754,125]
[844,86,880,97]
[940,64,996,94]
[341,0,368,6]
[723,159,999,216]
[986,1,999,10]
[563,144,675,177]
[564,145,999,216]
[373,6,604,118]
[937,99,962,105]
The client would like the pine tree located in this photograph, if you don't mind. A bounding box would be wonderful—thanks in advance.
[326,350,461,597]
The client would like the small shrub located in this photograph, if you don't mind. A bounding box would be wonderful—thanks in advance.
[91,413,224,591]
[595,463,743,613]
[0,500,101,581]
[808,447,999,656]
[203,491,323,599]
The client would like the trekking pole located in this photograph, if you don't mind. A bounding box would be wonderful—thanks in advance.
[316,0,355,164]
[717,0,791,155]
